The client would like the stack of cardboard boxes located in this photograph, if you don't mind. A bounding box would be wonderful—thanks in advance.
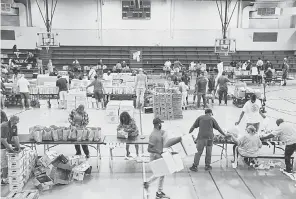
[105,100,134,124]
[66,91,87,110]
[153,93,182,120]
[7,148,37,192]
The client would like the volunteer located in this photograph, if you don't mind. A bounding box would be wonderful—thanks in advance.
[195,71,208,109]
[215,60,223,85]
[1,110,8,123]
[88,66,97,80]
[235,94,266,132]
[69,105,90,159]
[282,58,289,86]
[117,112,140,160]
[17,74,31,110]
[178,77,189,110]
[135,68,147,108]
[103,71,113,102]
[207,72,215,104]
[144,118,182,199]
[188,109,226,171]
[230,125,262,166]
[1,116,20,185]
[86,75,106,110]
[56,75,68,109]
[215,71,232,106]
[260,119,296,173]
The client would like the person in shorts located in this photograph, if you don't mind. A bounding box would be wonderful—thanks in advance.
[235,94,266,132]
[86,75,105,110]
[16,74,31,110]
[56,75,68,109]
[1,115,20,185]
[282,58,289,86]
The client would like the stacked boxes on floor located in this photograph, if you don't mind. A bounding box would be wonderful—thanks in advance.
[66,91,87,110]
[105,101,121,124]
[172,93,183,119]
[105,100,135,124]
[153,93,182,120]
[7,148,38,192]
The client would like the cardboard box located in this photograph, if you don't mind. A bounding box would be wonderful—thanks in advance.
[181,134,197,156]
[8,157,24,169]
[39,151,59,167]
[8,175,24,184]
[50,167,73,185]
[32,174,54,191]
[72,162,91,181]
[106,115,119,124]
[5,190,39,199]
[105,108,119,116]
[149,152,184,177]
[67,155,85,166]
[7,150,24,161]
[8,168,24,177]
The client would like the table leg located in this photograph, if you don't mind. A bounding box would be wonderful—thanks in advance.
[109,148,113,170]
[98,144,101,160]
[96,145,99,169]
[44,145,46,154]
[225,143,228,167]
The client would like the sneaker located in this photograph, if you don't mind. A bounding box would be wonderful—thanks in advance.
[156,191,169,198]
[205,165,212,171]
[1,179,9,185]
[75,153,82,156]
[189,165,198,172]
[284,169,293,174]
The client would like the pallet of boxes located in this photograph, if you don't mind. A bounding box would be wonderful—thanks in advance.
[153,90,182,120]
[6,148,38,196]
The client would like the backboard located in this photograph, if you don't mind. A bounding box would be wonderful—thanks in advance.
[36,32,60,50]
[214,38,236,55]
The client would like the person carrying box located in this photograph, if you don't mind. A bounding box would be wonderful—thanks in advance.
[144,118,182,199]
[188,109,227,171]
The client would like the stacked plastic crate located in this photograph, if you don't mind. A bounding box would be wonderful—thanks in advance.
[7,149,37,192]
[153,93,161,118]
[172,93,183,119]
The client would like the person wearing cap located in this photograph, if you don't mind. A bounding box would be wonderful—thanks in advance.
[144,117,182,198]
[135,68,147,108]
[86,75,106,109]
[215,71,232,106]
[230,125,262,166]
[188,109,226,171]
[1,115,20,185]
[260,119,296,173]
[68,104,90,158]
[235,94,266,132]
[56,75,68,109]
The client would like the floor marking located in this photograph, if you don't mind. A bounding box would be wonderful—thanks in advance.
[208,171,224,199]
[234,169,256,199]
[184,165,200,199]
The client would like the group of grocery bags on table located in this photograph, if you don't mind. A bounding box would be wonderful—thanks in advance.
[29,125,102,142]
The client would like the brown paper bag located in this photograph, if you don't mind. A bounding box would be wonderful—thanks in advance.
[76,129,83,142]
[35,130,43,143]
[87,128,94,141]
[57,128,64,141]
[68,127,77,141]
[52,130,59,141]
[42,128,53,141]
[81,129,88,141]
[93,127,101,142]
[63,129,70,141]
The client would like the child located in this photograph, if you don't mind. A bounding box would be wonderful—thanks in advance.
[179,77,189,109]
[231,125,262,166]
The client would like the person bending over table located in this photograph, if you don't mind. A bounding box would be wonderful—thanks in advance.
[235,94,266,132]
[1,116,20,185]
[260,119,296,173]
[144,117,182,199]
[188,109,227,172]
[230,125,262,167]
[69,105,90,159]
[117,111,139,160]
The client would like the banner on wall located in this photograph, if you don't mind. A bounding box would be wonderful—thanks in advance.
[130,49,142,68]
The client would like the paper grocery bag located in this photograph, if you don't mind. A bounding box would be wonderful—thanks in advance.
[81,129,88,141]
[57,128,64,141]
[181,134,197,156]
[52,130,59,141]
[76,129,83,142]
[62,129,70,141]
[87,128,94,141]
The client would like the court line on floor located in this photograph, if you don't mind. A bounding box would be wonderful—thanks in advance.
[234,169,256,199]
[184,165,200,199]
[208,171,224,199]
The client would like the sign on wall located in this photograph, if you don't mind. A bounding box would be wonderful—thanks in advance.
[253,32,278,42]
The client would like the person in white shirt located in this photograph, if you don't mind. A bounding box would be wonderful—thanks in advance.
[88,66,97,80]
[251,64,259,84]
[164,60,171,75]
[242,61,247,70]
[47,59,54,74]
[235,94,266,132]
[189,61,196,77]
[256,58,263,71]
[17,75,31,110]
[260,119,296,173]
[215,61,224,89]
[179,77,189,109]
[135,68,147,108]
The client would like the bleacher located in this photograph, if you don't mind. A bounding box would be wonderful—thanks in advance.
[50,46,220,72]
[230,51,296,71]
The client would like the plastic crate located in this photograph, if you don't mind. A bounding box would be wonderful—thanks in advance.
[8,158,24,169]
[9,181,25,192]
[8,174,24,184]
[8,168,24,177]
[7,151,24,161]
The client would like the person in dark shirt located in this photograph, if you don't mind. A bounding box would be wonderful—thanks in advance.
[207,73,215,104]
[282,58,289,86]
[196,72,208,109]
[1,115,20,184]
[265,67,273,84]
[216,71,231,105]
[1,110,8,123]
[188,109,226,171]
[264,60,273,72]
[56,75,68,109]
